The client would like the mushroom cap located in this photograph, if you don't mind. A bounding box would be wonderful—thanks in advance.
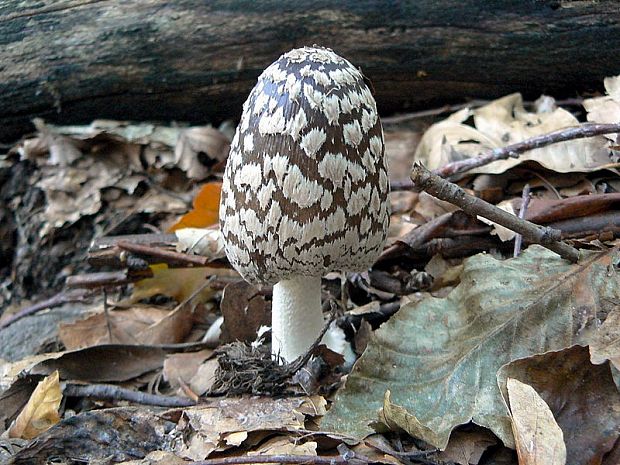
[220,46,390,285]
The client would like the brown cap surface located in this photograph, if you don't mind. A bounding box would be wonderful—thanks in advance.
[220,46,389,285]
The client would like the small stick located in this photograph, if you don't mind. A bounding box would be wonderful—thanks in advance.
[434,123,620,179]
[186,455,365,465]
[411,163,580,262]
[102,288,114,343]
[513,184,531,257]
[117,240,209,266]
[63,383,195,407]
[0,289,89,330]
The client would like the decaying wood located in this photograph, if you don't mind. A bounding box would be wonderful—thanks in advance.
[2,1,619,141]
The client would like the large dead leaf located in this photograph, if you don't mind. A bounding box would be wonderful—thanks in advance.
[8,371,61,439]
[28,345,168,382]
[507,378,566,465]
[173,396,326,460]
[59,302,197,349]
[321,246,619,449]
[414,93,610,174]
[498,346,620,464]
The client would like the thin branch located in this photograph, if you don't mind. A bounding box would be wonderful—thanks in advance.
[117,240,209,267]
[63,383,195,407]
[186,454,365,465]
[513,184,531,257]
[434,123,620,178]
[410,163,580,262]
[0,288,90,330]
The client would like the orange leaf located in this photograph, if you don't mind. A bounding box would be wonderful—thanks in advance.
[169,182,222,232]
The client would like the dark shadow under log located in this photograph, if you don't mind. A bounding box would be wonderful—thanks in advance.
[1,0,618,142]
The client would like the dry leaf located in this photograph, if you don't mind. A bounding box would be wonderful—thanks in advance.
[8,371,61,439]
[590,304,620,370]
[438,429,497,465]
[498,346,620,464]
[175,227,226,260]
[173,396,326,460]
[248,436,317,456]
[175,126,230,180]
[584,75,620,141]
[130,265,215,303]
[163,349,213,390]
[415,93,610,174]
[507,378,566,465]
[169,182,222,232]
[59,301,197,349]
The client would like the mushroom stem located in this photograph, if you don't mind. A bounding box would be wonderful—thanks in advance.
[271,275,324,363]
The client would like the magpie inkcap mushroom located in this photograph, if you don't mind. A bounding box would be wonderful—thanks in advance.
[220,46,390,363]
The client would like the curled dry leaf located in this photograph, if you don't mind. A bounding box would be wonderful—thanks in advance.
[584,75,620,142]
[175,227,226,261]
[175,126,231,180]
[8,370,61,439]
[498,346,620,464]
[172,396,326,460]
[507,378,566,465]
[414,93,610,174]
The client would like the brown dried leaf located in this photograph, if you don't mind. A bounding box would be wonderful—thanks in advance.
[248,436,317,456]
[437,429,497,465]
[163,349,214,390]
[415,93,610,174]
[584,75,620,141]
[8,371,61,439]
[173,396,326,460]
[507,378,566,465]
[590,304,620,371]
[498,346,620,464]
[30,345,168,382]
[175,126,230,180]
[220,281,271,344]
[59,302,196,349]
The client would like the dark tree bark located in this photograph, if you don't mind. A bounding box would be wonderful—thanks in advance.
[1,0,618,142]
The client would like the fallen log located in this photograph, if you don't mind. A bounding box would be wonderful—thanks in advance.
[1,0,619,142]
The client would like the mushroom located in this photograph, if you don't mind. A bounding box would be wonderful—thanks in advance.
[219,46,389,363]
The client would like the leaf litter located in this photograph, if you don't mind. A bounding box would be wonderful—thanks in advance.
[2,73,620,465]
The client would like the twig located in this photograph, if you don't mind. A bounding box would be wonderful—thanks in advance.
[186,455,365,465]
[389,178,415,191]
[410,164,580,262]
[0,289,90,330]
[63,382,195,407]
[65,269,153,288]
[103,288,114,342]
[513,184,531,257]
[117,240,209,267]
[434,123,620,178]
